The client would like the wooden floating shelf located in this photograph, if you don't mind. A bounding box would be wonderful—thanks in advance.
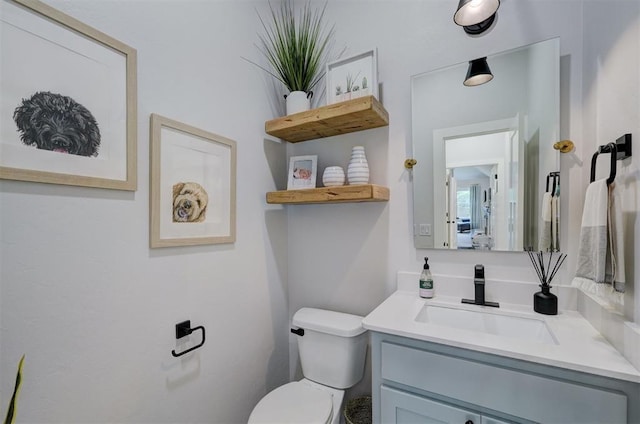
[266,184,389,205]
[265,95,389,143]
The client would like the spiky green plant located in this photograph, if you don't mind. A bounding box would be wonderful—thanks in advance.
[3,355,24,424]
[250,0,335,94]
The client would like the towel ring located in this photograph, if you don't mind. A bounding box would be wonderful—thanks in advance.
[590,143,617,185]
[546,172,560,195]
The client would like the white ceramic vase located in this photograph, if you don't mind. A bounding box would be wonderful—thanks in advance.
[347,146,369,185]
[322,166,345,187]
[285,91,312,115]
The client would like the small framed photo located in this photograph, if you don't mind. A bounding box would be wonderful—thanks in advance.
[0,0,137,190]
[150,114,237,248]
[287,155,317,190]
[326,49,378,105]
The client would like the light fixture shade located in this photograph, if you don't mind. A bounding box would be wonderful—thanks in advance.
[464,57,493,86]
[454,0,500,34]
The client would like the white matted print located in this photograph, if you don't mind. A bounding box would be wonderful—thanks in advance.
[0,0,137,190]
[326,49,378,105]
[150,114,236,248]
[287,155,317,190]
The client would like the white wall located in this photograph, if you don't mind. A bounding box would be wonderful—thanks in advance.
[581,0,640,322]
[579,1,640,364]
[1,1,639,422]
[289,0,583,313]
[0,1,290,423]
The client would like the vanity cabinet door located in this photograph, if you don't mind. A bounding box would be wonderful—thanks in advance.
[381,341,627,423]
[381,386,480,424]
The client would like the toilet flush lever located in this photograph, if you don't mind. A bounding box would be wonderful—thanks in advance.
[291,327,304,336]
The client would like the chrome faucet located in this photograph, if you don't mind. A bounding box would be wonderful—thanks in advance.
[462,264,499,308]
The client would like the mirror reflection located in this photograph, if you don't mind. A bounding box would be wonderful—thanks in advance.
[411,38,560,252]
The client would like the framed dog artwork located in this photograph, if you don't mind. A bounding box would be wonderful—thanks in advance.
[0,0,137,190]
[149,114,237,248]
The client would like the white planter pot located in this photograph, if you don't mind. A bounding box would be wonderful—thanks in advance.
[285,91,312,115]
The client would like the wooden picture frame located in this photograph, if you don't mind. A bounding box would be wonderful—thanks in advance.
[150,114,236,248]
[287,155,317,190]
[0,0,137,190]
[326,49,378,105]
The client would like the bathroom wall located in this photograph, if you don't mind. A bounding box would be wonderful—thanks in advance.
[1,1,639,422]
[287,0,639,397]
[579,0,640,368]
[0,1,291,422]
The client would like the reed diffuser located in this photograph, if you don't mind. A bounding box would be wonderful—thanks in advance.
[526,250,567,315]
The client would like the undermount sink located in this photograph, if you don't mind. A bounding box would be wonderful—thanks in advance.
[415,303,558,345]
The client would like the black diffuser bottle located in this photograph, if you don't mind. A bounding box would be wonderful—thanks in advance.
[534,284,557,315]
[527,251,566,316]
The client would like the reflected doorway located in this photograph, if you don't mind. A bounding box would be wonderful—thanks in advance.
[443,128,521,250]
[450,166,494,249]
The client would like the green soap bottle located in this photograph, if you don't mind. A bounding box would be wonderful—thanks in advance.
[419,257,434,298]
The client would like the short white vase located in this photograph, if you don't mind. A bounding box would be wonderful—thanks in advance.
[322,166,345,187]
[285,91,312,115]
[347,146,369,185]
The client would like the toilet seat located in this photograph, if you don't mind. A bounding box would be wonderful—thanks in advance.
[248,381,333,424]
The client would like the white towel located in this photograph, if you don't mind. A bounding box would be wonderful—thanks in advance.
[539,192,552,251]
[572,179,624,304]
[607,182,625,299]
[551,193,560,251]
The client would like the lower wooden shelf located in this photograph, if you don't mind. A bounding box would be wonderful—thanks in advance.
[266,184,389,205]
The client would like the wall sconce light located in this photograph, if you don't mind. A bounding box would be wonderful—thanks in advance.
[464,57,493,86]
[454,0,500,35]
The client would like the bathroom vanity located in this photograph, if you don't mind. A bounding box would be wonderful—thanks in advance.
[363,286,640,423]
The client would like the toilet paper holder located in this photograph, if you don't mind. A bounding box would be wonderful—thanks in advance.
[171,320,206,357]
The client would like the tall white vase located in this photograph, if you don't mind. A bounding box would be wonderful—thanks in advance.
[285,91,312,115]
[347,146,370,184]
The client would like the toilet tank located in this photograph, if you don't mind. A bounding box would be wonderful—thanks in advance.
[292,308,368,389]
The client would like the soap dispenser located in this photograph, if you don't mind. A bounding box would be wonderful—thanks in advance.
[419,257,434,298]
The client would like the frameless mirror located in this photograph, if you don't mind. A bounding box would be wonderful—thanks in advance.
[412,38,560,251]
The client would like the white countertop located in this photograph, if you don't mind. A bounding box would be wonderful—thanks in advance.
[362,289,640,383]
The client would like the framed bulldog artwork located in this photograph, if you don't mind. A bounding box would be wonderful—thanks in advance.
[0,0,137,190]
[149,114,237,248]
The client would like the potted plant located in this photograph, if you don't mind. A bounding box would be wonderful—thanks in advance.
[250,0,335,115]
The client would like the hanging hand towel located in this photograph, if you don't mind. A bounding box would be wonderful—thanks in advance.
[572,179,624,304]
[539,192,552,251]
[551,189,560,251]
[607,182,625,302]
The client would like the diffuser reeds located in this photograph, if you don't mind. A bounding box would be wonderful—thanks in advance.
[526,250,567,288]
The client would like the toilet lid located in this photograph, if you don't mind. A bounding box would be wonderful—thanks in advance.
[248,382,333,424]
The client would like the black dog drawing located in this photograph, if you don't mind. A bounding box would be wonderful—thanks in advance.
[13,91,101,157]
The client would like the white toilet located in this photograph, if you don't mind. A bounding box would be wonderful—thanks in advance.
[248,307,368,424]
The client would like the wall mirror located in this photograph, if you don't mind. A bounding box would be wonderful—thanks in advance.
[411,38,560,252]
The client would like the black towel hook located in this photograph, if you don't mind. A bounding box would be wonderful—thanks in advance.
[171,320,206,357]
